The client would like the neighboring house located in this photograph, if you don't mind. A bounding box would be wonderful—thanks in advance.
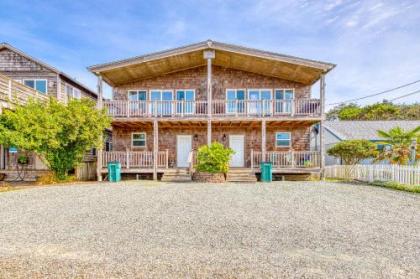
[89,40,335,181]
[320,120,420,165]
[0,43,98,179]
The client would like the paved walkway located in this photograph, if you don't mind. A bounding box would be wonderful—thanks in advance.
[0,181,419,278]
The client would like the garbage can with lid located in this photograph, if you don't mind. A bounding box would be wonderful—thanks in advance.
[108,161,121,182]
[260,162,272,182]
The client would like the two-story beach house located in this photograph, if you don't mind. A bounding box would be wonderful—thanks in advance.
[89,40,335,181]
[0,43,98,179]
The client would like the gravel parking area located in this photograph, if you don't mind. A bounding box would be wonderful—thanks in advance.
[0,181,419,278]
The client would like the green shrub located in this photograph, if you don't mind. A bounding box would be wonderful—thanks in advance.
[196,142,234,173]
[370,180,420,193]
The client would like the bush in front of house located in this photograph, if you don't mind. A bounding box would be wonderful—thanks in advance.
[196,142,234,174]
[327,140,378,165]
[0,98,110,180]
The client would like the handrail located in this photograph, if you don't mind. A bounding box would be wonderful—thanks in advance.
[0,72,48,107]
[104,98,321,118]
[251,150,320,168]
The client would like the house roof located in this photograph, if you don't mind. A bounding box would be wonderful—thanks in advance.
[88,40,335,87]
[0,43,97,97]
[324,121,420,141]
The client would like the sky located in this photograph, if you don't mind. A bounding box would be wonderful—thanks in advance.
[1,0,419,109]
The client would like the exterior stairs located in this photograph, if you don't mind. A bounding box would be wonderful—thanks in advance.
[161,168,192,182]
[226,169,257,183]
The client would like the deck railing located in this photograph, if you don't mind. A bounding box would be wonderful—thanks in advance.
[251,150,320,169]
[0,73,48,107]
[104,99,320,118]
[102,150,169,169]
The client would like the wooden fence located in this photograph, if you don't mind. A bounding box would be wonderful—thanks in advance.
[325,164,420,186]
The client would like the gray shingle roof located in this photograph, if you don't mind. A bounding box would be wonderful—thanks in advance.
[324,121,420,141]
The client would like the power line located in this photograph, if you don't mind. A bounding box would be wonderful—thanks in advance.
[389,89,420,101]
[328,78,420,106]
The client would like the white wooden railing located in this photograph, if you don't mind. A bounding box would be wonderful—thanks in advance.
[102,150,169,169]
[104,99,320,118]
[325,164,420,186]
[0,73,48,107]
[251,150,320,169]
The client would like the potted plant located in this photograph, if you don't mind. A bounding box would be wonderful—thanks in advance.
[193,142,234,183]
[17,154,29,165]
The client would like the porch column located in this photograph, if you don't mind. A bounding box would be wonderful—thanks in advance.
[319,74,326,179]
[207,119,212,145]
[153,119,158,180]
[261,120,266,161]
[204,49,215,146]
[96,75,103,182]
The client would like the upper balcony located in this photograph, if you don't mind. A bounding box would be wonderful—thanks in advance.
[104,98,321,120]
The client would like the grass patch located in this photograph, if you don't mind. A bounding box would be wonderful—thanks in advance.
[370,180,420,193]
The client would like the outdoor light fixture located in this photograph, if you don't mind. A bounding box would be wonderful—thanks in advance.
[194,134,198,141]
[222,134,227,141]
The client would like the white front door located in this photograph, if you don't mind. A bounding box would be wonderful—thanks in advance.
[177,135,192,167]
[229,135,245,167]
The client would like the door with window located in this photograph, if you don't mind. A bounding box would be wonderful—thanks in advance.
[176,90,195,115]
[129,90,147,115]
[150,90,173,116]
[275,89,293,114]
[226,89,245,114]
[248,89,272,115]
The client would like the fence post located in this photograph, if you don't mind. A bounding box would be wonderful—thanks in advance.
[166,149,169,169]
[251,149,254,169]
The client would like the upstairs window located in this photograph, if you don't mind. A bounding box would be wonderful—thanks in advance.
[226,89,245,113]
[275,132,291,147]
[128,90,147,101]
[66,85,81,99]
[24,79,47,94]
[132,132,146,148]
[275,89,294,113]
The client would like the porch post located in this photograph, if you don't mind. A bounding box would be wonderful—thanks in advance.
[96,75,103,181]
[204,48,215,146]
[319,74,326,179]
[153,119,158,180]
[207,119,212,145]
[261,120,266,161]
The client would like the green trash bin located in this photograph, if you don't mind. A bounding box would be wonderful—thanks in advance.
[108,161,121,182]
[260,162,272,182]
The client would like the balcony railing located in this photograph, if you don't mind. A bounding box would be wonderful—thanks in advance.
[102,150,169,169]
[104,99,321,118]
[0,73,48,106]
[251,150,320,169]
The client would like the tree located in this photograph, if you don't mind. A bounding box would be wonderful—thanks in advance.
[196,142,234,173]
[376,126,420,164]
[0,98,110,179]
[327,140,378,165]
[326,103,360,120]
[359,102,400,120]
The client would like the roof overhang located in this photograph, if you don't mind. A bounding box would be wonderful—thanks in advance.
[88,40,335,87]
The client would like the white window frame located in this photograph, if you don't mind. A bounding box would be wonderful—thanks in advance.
[225,88,246,114]
[175,89,195,115]
[274,88,294,114]
[23,79,48,94]
[66,84,81,99]
[247,88,273,114]
[127,90,148,101]
[131,132,147,148]
[275,132,292,148]
[149,89,174,115]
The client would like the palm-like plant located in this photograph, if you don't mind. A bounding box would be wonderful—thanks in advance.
[377,126,420,164]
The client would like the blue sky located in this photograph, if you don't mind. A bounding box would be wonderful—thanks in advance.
[1,0,419,109]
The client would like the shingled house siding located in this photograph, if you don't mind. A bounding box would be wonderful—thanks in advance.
[111,122,311,168]
[113,65,310,100]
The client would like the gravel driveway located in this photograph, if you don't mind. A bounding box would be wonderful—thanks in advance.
[0,181,419,278]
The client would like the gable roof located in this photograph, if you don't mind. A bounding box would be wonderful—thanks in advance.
[88,40,335,87]
[0,43,97,97]
[324,121,420,141]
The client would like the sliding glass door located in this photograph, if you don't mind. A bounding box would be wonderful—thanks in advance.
[150,90,173,115]
[248,89,272,114]
[226,89,245,114]
[275,89,293,113]
[176,90,195,114]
